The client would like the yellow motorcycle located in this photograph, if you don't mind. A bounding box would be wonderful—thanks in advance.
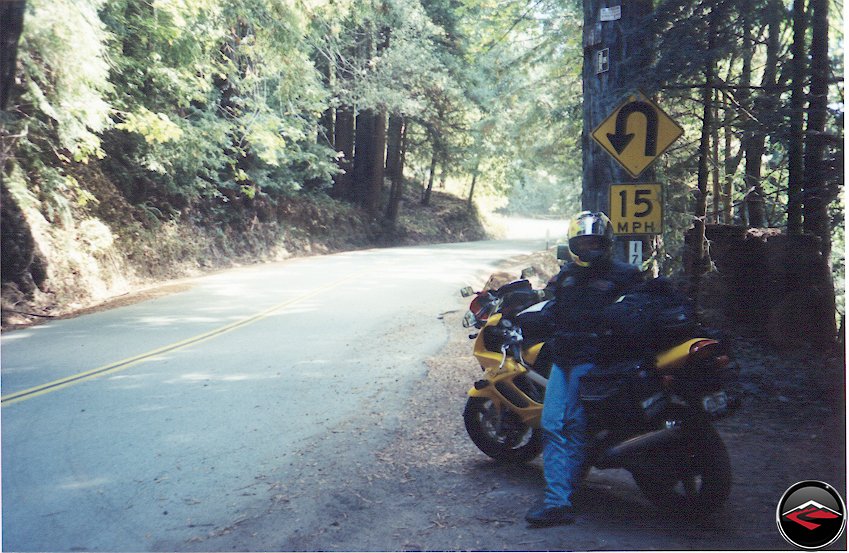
[460,279,737,513]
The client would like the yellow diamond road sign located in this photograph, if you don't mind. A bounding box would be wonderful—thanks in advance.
[592,93,683,178]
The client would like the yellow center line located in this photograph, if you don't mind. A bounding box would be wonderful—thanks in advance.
[1,273,363,407]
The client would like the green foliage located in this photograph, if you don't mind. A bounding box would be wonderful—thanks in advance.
[16,0,112,162]
[99,0,339,200]
[452,0,584,216]
[115,109,184,145]
[9,0,584,223]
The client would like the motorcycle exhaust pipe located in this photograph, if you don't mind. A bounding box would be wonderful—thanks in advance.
[603,426,682,461]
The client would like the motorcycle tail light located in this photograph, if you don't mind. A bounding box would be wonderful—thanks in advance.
[689,339,719,356]
[688,339,731,369]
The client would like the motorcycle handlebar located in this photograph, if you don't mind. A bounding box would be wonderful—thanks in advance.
[510,341,523,361]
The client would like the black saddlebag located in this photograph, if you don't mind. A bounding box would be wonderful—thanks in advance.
[601,277,698,352]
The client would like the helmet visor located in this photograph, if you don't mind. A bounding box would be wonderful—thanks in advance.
[569,235,608,261]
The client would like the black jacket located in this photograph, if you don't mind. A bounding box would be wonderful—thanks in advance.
[541,259,644,364]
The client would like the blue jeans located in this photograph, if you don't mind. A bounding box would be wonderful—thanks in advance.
[541,362,593,508]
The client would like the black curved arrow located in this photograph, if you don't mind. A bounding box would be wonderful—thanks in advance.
[607,101,658,156]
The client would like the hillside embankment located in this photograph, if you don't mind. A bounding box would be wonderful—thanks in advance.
[1,162,488,329]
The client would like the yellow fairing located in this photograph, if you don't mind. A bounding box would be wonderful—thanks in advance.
[523,342,544,365]
[655,338,707,370]
[471,314,545,369]
[467,374,543,427]
[468,314,543,427]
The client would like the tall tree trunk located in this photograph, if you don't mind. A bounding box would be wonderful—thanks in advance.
[315,52,334,149]
[398,118,408,180]
[351,19,375,208]
[742,0,781,228]
[318,108,334,149]
[0,0,26,111]
[467,168,479,210]
[353,110,375,207]
[711,90,721,223]
[802,0,837,346]
[385,116,407,225]
[438,157,448,189]
[722,95,735,224]
[385,115,404,182]
[422,145,438,206]
[332,31,355,201]
[364,21,391,216]
[333,106,355,200]
[787,0,807,234]
[690,3,717,297]
[718,57,741,225]
[802,0,831,258]
[737,5,754,226]
[366,110,386,216]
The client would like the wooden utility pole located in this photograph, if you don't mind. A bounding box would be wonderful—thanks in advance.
[582,1,655,264]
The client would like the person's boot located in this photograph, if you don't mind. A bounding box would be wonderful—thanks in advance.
[525,504,576,527]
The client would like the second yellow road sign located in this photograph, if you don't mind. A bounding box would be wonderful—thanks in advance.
[609,184,663,235]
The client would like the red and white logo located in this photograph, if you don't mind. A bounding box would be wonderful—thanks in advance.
[777,481,846,550]
[783,500,841,531]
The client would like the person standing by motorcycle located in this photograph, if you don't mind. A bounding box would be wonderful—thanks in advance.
[526,211,644,527]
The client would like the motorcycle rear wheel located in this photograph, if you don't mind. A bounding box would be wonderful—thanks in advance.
[463,397,543,463]
[631,422,731,515]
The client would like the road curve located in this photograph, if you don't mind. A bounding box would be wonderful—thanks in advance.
[1,239,547,551]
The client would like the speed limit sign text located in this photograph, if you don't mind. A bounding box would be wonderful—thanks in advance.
[609,184,663,235]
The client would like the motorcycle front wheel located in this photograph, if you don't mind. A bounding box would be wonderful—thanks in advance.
[463,397,543,463]
[631,422,731,515]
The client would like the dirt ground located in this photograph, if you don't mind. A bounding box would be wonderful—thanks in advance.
[164,255,846,552]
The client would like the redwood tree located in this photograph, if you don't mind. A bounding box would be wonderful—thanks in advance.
[802,0,832,257]
[787,0,807,234]
[0,0,26,111]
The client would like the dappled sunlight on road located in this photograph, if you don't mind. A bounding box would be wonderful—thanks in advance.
[105,368,172,390]
[134,403,168,413]
[169,372,255,383]
[1,330,35,341]
[58,477,112,491]
[130,315,231,327]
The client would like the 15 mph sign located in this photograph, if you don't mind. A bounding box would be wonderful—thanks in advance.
[592,93,683,178]
[609,184,663,235]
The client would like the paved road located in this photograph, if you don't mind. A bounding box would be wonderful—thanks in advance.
[1,239,547,551]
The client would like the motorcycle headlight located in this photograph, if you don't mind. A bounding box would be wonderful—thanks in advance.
[462,311,477,328]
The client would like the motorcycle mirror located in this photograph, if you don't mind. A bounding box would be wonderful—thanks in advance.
[460,286,475,298]
[520,267,536,279]
[556,244,571,261]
